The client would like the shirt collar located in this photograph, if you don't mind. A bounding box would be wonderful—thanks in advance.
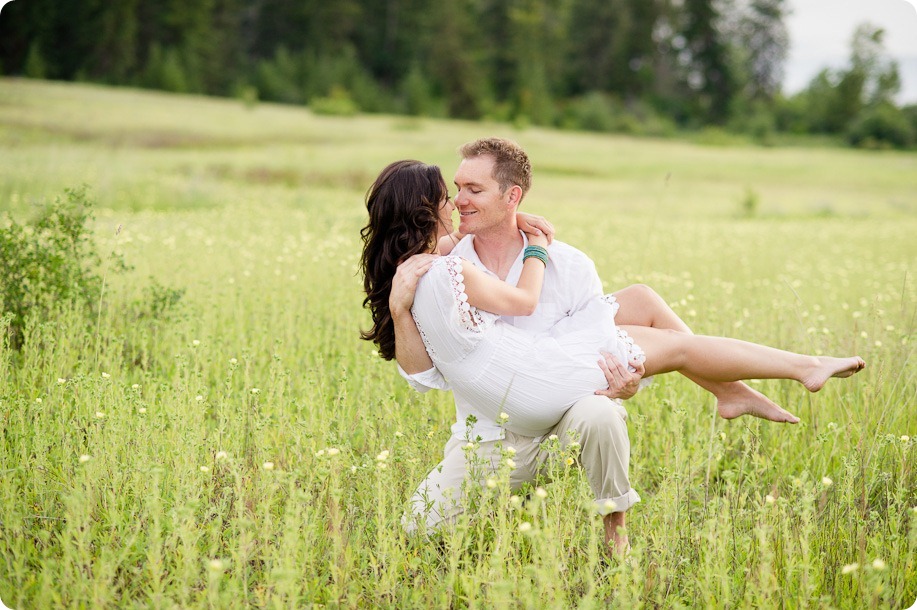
[464,231,528,286]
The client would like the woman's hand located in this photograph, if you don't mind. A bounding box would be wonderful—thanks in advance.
[527,230,549,249]
[389,254,438,315]
[516,212,554,245]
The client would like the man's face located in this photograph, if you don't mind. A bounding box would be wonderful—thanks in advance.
[453,155,513,235]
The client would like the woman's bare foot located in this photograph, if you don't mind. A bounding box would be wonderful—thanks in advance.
[802,356,866,392]
[716,383,800,423]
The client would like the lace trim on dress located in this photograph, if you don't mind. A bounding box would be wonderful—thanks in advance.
[599,294,621,318]
[600,294,646,369]
[411,309,437,360]
[616,328,646,368]
[445,256,488,332]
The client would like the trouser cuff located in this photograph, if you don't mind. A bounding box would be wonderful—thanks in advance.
[595,488,641,515]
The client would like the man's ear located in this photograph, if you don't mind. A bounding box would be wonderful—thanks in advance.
[505,185,523,208]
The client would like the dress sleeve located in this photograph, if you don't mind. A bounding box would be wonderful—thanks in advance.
[410,255,491,366]
[397,363,451,393]
[568,251,604,312]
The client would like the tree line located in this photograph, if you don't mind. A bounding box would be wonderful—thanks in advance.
[1,0,914,148]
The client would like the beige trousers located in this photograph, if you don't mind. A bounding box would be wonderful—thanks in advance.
[405,395,640,533]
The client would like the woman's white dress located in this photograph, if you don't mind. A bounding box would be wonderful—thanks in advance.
[411,255,646,437]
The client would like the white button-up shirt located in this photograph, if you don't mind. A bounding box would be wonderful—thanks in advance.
[399,232,603,441]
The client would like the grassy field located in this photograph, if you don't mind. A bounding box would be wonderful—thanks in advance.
[0,78,915,608]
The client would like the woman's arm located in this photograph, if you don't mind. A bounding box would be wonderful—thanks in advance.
[437,231,465,256]
[516,212,555,244]
[390,254,437,373]
[461,232,549,317]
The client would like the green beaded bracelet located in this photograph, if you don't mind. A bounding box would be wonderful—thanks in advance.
[523,245,549,265]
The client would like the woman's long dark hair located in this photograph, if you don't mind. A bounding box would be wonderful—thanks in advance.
[360,160,448,360]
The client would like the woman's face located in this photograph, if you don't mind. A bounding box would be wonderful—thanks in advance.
[436,192,455,239]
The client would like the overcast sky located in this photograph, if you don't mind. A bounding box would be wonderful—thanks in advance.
[783,0,917,102]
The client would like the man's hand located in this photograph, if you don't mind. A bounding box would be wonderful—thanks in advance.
[390,253,438,315]
[594,351,645,400]
[516,212,555,245]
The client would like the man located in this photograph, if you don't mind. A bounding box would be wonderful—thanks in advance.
[389,138,643,554]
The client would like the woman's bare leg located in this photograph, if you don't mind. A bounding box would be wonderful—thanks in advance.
[619,325,865,391]
[612,284,800,422]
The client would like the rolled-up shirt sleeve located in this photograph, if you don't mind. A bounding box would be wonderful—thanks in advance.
[397,364,451,393]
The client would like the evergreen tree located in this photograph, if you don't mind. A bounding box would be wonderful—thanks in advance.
[739,0,788,101]
[679,0,738,123]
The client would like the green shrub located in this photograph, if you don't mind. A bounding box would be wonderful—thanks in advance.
[0,186,103,350]
[562,91,618,132]
[310,86,359,116]
[401,64,436,116]
[739,187,760,218]
[846,103,915,149]
[24,41,47,79]
[0,187,183,353]
[255,47,303,104]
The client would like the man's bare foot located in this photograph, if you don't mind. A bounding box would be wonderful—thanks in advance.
[716,383,800,424]
[802,356,866,392]
[603,512,629,557]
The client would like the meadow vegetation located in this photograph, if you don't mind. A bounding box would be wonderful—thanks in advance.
[0,79,915,608]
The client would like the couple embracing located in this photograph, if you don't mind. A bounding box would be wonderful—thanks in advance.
[359,138,865,554]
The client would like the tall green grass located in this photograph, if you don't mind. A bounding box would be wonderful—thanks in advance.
[1,79,915,608]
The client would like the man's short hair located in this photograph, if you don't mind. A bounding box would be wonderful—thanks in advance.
[459,138,532,198]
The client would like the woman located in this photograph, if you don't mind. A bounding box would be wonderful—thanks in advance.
[360,160,864,436]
